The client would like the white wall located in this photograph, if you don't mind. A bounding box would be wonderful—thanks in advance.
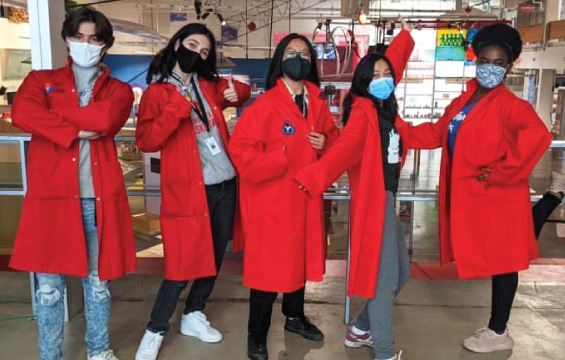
[0,19,30,50]
[516,46,565,72]
[0,19,30,104]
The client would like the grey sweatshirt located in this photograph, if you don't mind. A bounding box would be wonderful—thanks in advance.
[72,63,101,198]
[166,74,236,185]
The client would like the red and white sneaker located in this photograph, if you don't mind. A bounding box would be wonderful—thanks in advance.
[344,326,373,348]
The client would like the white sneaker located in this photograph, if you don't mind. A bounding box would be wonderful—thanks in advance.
[88,349,119,360]
[180,311,222,343]
[374,350,403,360]
[135,330,164,360]
[463,327,514,353]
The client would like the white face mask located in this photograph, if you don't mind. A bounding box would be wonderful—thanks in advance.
[67,38,104,68]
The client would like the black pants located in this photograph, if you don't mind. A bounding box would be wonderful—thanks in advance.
[147,178,237,334]
[488,192,561,333]
[248,287,305,339]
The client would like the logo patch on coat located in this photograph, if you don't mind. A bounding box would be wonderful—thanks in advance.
[45,83,54,94]
[282,121,295,136]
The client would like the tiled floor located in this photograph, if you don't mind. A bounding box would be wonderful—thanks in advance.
[1,272,565,360]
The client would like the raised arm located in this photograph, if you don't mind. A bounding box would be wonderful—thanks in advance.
[11,71,79,148]
[216,76,251,110]
[294,106,369,197]
[385,18,415,85]
[136,85,191,153]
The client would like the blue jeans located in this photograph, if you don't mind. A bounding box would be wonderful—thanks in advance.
[35,199,111,360]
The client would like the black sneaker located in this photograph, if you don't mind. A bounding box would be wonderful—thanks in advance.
[284,316,324,341]
[247,335,268,360]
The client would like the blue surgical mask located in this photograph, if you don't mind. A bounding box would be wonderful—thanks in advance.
[369,77,395,100]
[476,63,508,89]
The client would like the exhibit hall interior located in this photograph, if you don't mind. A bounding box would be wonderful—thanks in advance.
[1,0,565,359]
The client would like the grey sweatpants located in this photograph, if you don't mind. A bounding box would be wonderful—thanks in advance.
[354,191,411,359]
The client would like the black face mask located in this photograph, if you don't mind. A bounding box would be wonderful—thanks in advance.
[176,44,205,74]
[282,56,311,81]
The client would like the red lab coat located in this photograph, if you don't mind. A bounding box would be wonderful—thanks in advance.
[136,77,250,281]
[229,79,339,293]
[9,64,137,280]
[294,30,415,298]
[397,79,552,279]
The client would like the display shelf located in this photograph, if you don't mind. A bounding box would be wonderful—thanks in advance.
[398,29,471,123]
[433,90,465,93]
[404,76,435,80]
[404,117,433,121]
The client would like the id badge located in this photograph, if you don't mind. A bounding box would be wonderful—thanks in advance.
[204,136,222,156]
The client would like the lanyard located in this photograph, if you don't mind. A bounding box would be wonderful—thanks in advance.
[189,76,211,132]
[171,73,211,132]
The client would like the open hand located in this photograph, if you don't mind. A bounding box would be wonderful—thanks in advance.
[399,15,412,33]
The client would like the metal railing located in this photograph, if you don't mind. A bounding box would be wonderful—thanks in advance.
[1,135,564,323]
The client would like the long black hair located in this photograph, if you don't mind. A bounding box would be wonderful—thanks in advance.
[265,33,320,90]
[146,23,219,84]
[342,53,398,126]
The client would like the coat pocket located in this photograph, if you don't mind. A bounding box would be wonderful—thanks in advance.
[161,181,198,217]
[27,157,73,199]
[103,161,127,199]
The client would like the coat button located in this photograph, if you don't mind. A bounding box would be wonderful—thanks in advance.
[71,89,76,93]
[93,161,98,166]
[199,182,203,186]
[96,197,101,201]
[204,213,208,217]
[74,195,78,199]
[72,157,77,162]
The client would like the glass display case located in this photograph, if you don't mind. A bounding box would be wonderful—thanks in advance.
[395,28,476,125]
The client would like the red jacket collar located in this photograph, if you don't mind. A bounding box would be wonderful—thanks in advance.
[274,78,322,104]
[464,78,509,99]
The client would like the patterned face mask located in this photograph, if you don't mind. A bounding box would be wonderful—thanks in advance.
[476,63,508,89]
